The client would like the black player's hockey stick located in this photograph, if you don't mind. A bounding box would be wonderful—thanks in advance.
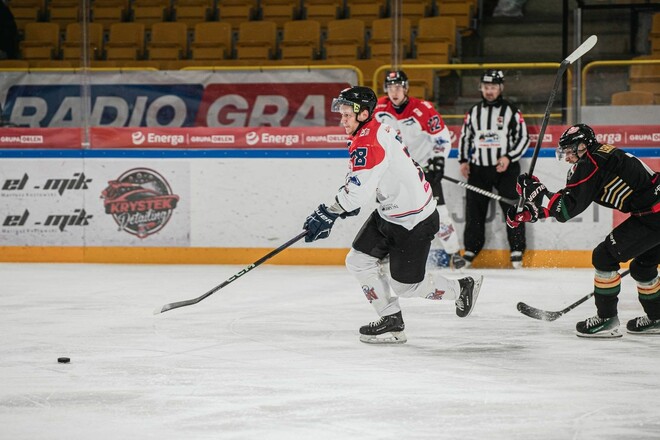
[443,175,517,206]
[154,231,307,314]
[517,269,630,321]
[517,34,598,210]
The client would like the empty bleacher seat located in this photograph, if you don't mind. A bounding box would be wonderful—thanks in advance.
[280,19,321,61]
[48,0,80,30]
[611,90,654,106]
[369,18,411,60]
[148,22,189,60]
[437,1,474,36]
[7,0,44,32]
[304,0,343,29]
[345,0,385,29]
[20,22,60,60]
[173,0,216,30]
[261,0,299,29]
[132,0,171,30]
[105,22,146,60]
[191,21,233,60]
[415,16,456,62]
[91,0,130,31]
[324,18,365,61]
[218,0,256,30]
[235,20,278,60]
[62,22,104,61]
[397,0,433,28]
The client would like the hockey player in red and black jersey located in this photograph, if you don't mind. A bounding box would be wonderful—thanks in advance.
[302,86,484,344]
[374,70,467,270]
[507,124,660,337]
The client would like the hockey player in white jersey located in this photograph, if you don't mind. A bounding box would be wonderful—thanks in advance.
[302,86,484,344]
[374,70,467,270]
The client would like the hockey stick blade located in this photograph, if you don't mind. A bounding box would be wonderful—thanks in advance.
[517,294,593,321]
[517,269,630,321]
[565,35,598,64]
[154,231,307,315]
[443,175,517,205]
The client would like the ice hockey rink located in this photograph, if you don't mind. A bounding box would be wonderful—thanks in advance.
[2,263,659,440]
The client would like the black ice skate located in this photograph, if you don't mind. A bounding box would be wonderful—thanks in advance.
[455,275,483,318]
[359,311,407,344]
[575,315,621,338]
[626,315,660,335]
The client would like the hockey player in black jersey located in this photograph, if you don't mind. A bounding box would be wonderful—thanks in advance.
[506,124,660,337]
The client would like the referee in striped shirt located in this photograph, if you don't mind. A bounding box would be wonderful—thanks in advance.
[458,70,530,269]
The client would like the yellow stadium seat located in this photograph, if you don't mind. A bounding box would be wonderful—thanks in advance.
[304,0,343,29]
[48,0,80,30]
[345,0,385,28]
[91,0,130,31]
[280,19,321,61]
[416,16,457,57]
[7,0,44,32]
[396,0,433,28]
[438,1,474,35]
[218,0,256,30]
[173,0,216,29]
[235,20,278,60]
[324,19,365,60]
[369,18,411,60]
[191,21,232,60]
[261,0,299,29]
[0,59,30,69]
[132,0,171,30]
[20,22,60,60]
[62,22,104,61]
[611,90,654,106]
[148,22,189,60]
[106,22,146,60]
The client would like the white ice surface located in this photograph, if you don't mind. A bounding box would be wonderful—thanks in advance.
[1,263,659,440]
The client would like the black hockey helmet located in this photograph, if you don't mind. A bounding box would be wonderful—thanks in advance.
[331,86,378,117]
[480,69,505,85]
[383,70,409,92]
[556,124,597,160]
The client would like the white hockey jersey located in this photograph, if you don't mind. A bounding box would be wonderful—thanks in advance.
[334,117,437,230]
[374,96,452,168]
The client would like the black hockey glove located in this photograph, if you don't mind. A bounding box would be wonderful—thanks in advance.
[516,173,547,206]
[304,204,339,243]
[424,156,445,185]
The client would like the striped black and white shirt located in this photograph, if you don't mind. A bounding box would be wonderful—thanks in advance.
[458,99,530,167]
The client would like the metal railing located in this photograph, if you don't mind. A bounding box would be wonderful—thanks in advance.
[581,58,660,105]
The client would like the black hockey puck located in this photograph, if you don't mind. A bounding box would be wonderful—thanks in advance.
[57,357,70,364]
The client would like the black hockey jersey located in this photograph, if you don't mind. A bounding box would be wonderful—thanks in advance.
[546,144,660,222]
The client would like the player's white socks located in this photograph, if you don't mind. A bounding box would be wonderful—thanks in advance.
[433,204,461,255]
[390,270,461,301]
[346,249,401,316]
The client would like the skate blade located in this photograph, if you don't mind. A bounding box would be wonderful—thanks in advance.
[626,329,660,335]
[359,331,407,344]
[576,328,622,338]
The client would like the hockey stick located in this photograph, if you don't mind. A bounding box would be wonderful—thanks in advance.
[154,231,307,314]
[517,34,598,210]
[443,175,517,206]
[517,269,630,321]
